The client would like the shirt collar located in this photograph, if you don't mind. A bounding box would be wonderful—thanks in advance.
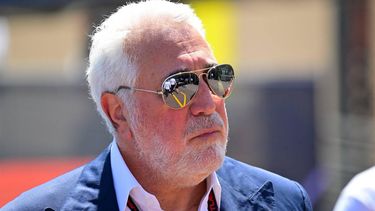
[110,140,140,211]
[199,171,222,210]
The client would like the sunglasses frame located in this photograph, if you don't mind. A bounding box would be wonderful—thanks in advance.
[114,64,235,109]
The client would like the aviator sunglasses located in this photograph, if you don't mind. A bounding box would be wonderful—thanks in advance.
[114,64,235,109]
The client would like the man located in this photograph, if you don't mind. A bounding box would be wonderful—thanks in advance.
[2,1,312,210]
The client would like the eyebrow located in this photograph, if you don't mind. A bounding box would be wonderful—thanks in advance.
[166,63,217,78]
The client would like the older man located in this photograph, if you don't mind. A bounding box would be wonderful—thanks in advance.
[3,1,312,211]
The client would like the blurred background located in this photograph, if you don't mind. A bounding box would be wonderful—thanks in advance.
[0,0,374,210]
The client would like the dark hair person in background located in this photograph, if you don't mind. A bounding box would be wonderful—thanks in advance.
[2,1,312,210]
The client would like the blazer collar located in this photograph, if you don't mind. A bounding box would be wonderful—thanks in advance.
[53,147,275,211]
[218,170,275,211]
[60,146,118,211]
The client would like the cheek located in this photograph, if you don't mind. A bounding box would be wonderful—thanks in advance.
[217,101,229,129]
[138,104,188,142]
[158,114,187,138]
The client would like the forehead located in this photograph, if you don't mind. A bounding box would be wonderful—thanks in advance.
[126,22,216,86]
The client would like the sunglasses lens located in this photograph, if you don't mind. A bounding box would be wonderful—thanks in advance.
[161,64,234,109]
[162,73,199,109]
[207,64,235,98]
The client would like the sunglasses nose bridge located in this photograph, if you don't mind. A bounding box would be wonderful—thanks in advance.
[189,73,217,115]
[197,72,215,94]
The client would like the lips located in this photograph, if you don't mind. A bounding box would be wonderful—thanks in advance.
[190,128,222,140]
[185,112,225,141]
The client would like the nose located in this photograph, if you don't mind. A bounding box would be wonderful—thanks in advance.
[189,78,216,116]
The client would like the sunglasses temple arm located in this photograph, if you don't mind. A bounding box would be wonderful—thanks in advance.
[116,86,163,95]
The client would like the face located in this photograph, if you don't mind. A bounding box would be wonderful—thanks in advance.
[120,23,229,186]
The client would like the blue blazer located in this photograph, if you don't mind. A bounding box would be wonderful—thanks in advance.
[2,145,312,211]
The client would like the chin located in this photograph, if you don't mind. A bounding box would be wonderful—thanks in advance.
[201,143,226,169]
[185,142,226,178]
[148,140,227,187]
[178,145,226,187]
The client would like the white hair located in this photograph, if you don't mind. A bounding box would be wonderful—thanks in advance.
[86,0,206,135]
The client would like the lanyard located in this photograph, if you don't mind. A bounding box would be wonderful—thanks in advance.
[127,189,218,211]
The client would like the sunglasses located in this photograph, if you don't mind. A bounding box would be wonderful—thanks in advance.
[114,64,235,109]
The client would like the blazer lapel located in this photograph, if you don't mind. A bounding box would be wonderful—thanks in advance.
[248,181,275,211]
[58,148,275,211]
[219,176,275,211]
[219,176,252,211]
[61,146,119,211]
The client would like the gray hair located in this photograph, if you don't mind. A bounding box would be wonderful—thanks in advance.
[86,0,205,135]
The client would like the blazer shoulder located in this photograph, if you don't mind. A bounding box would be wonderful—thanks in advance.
[218,157,297,188]
[217,157,312,210]
[2,165,84,211]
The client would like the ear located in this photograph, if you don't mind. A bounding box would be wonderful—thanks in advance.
[101,92,128,133]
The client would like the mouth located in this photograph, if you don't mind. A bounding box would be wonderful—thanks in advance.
[190,128,222,142]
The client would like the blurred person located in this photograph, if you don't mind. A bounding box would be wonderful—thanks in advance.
[334,166,375,211]
[2,1,312,210]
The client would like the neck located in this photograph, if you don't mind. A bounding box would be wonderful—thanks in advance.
[128,160,208,211]
[133,168,208,211]
[152,180,207,211]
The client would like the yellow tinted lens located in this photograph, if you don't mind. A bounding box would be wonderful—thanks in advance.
[162,73,199,109]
